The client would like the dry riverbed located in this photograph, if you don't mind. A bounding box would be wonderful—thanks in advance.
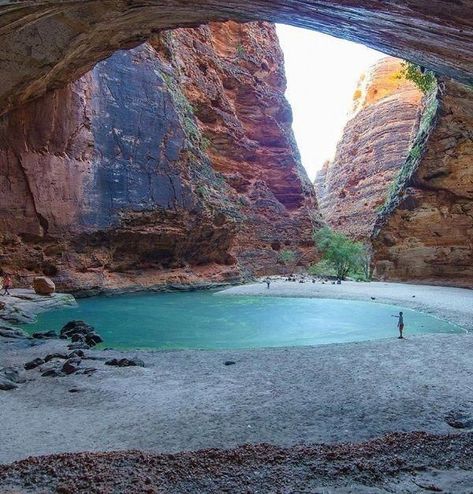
[1,281,473,492]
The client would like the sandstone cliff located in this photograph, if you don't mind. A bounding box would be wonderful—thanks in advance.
[0,22,319,292]
[315,57,423,240]
[372,79,473,287]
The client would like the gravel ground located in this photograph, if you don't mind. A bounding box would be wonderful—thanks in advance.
[218,280,473,330]
[2,431,473,493]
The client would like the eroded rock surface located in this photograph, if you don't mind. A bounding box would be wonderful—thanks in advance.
[0,22,318,292]
[0,1,471,115]
[372,80,473,287]
[315,57,423,240]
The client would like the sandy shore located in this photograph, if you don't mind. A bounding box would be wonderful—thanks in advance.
[2,331,473,467]
[218,279,473,330]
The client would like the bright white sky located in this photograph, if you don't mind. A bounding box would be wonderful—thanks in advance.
[276,24,385,181]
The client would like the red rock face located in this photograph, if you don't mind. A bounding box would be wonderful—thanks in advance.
[372,79,473,287]
[0,22,318,292]
[315,58,423,240]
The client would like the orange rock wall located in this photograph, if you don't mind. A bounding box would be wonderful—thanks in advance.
[315,58,423,240]
[372,80,473,287]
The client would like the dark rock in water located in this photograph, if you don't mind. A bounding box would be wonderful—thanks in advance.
[32,330,58,339]
[0,376,18,390]
[105,358,145,367]
[445,410,473,429]
[44,353,69,362]
[62,358,82,375]
[71,333,85,343]
[61,320,95,337]
[371,297,376,300]
[85,332,103,346]
[68,350,85,358]
[0,366,27,383]
[24,357,45,370]
[224,361,236,366]
[61,320,103,347]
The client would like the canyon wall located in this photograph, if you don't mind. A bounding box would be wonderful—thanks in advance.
[315,57,423,240]
[372,80,473,287]
[0,21,319,292]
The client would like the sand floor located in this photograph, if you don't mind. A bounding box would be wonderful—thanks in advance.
[2,331,473,465]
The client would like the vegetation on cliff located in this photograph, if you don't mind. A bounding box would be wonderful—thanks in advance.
[375,78,439,226]
[397,62,436,94]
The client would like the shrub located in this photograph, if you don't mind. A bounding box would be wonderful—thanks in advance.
[278,249,297,274]
[397,61,436,94]
[313,226,370,280]
[308,259,337,277]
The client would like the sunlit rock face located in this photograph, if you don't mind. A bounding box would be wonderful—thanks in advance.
[0,0,471,116]
[372,80,473,288]
[0,21,318,292]
[315,57,423,240]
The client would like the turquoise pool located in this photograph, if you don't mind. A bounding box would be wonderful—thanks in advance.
[22,291,463,350]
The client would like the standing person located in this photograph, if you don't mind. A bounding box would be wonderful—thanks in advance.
[392,311,404,339]
[265,278,271,289]
[2,273,12,296]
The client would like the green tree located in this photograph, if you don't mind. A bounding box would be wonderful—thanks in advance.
[397,61,436,94]
[278,249,297,275]
[313,227,369,280]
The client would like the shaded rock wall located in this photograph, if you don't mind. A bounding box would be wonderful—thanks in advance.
[372,80,473,287]
[315,58,423,240]
[0,1,472,116]
[0,22,318,292]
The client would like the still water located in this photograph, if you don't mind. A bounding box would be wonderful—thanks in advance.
[22,291,463,350]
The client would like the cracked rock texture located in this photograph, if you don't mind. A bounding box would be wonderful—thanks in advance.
[372,80,473,287]
[0,21,318,292]
[0,0,471,116]
[315,57,423,240]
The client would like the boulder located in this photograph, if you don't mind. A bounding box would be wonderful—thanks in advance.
[67,342,91,351]
[105,358,145,367]
[44,353,69,362]
[32,330,58,339]
[62,358,82,375]
[42,368,64,378]
[0,366,27,383]
[24,357,45,370]
[0,327,30,339]
[0,377,18,390]
[61,320,103,348]
[32,276,56,295]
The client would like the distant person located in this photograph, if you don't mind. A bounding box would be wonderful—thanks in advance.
[392,311,404,339]
[265,278,271,289]
[2,274,12,296]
